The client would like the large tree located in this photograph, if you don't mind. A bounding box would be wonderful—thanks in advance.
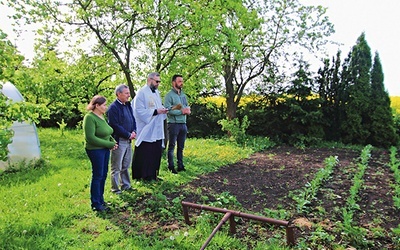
[7,0,150,96]
[211,0,334,119]
[281,61,325,145]
[0,30,23,81]
[6,0,334,120]
[6,0,224,98]
[340,33,372,145]
[13,46,120,127]
[317,50,345,141]
[368,52,398,147]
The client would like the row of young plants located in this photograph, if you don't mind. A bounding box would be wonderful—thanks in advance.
[389,146,400,209]
[337,144,372,248]
[290,155,339,214]
[388,146,400,243]
[288,145,376,248]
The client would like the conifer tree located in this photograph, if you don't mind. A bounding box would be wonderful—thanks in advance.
[282,62,324,145]
[340,33,372,145]
[317,50,344,141]
[368,52,398,147]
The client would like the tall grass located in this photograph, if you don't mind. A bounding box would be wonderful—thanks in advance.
[0,128,281,249]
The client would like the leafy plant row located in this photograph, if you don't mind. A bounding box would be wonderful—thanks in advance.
[338,144,372,247]
[389,146,400,209]
[291,155,339,213]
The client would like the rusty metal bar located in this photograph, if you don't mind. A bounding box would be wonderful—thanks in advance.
[182,201,290,226]
[229,215,236,234]
[182,201,295,247]
[286,226,295,245]
[182,203,191,225]
[200,212,232,250]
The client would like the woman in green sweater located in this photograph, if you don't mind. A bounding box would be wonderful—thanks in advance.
[83,95,118,212]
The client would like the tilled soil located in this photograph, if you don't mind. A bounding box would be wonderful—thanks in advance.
[177,146,399,249]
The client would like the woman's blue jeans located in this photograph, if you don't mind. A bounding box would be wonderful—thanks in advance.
[86,148,110,209]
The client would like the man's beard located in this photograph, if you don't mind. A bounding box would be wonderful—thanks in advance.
[150,83,157,92]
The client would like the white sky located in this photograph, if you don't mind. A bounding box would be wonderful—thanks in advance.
[300,0,400,95]
[1,1,400,95]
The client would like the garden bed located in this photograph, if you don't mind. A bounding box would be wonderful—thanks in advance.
[180,146,398,249]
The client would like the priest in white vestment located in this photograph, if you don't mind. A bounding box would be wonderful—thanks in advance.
[132,72,168,181]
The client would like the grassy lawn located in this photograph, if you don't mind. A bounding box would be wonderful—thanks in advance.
[0,128,281,249]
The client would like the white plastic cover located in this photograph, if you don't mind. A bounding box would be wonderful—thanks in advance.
[0,82,41,169]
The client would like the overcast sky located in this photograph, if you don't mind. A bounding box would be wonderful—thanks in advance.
[1,1,400,95]
[300,0,400,95]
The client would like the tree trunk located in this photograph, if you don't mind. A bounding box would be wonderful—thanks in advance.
[124,72,136,98]
[225,64,237,120]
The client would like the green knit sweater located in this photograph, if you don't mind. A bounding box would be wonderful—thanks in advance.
[164,88,188,124]
[83,112,115,150]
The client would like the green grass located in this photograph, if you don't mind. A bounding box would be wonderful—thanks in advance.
[0,128,284,249]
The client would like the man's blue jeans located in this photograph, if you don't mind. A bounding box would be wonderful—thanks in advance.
[86,148,110,209]
[167,123,187,170]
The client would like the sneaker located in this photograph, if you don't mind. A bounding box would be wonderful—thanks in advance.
[122,187,135,192]
[92,205,110,212]
[168,168,178,174]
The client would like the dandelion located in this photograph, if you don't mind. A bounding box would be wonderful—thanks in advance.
[22,230,27,234]
[169,236,175,241]
[174,231,180,235]
[184,232,189,237]
[58,183,62,187]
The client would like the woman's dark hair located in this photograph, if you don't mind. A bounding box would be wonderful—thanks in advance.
[86,95,106,111]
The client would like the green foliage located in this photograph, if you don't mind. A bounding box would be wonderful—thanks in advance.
[368,52,399,147]
[56,119,67,136]
[0,30,24,80]
[316,33,398,147]
[0,126,13,162]
[4,0,398,148]
[291,156,339,213]
[6,0,334,123]
[1,31,44,161]
[304,225,336,248]
[211,191,241,208]
[263,207,291,221]
[217,115,276,151]
[218,0,334,119]
[340,33,373,145]
[391,227,400,250]
[12,51,117,128]
[0,129,398,249]
[186,101,225,138]
[317,51,344,142]
[338,145,372,247]
[243,135,276,152]
[218,115,250,145]
[389,147,400,209]
[0,128,257,249]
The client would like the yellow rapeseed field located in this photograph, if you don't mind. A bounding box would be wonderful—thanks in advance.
[391,96,400,114]
[202,96,400,114]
